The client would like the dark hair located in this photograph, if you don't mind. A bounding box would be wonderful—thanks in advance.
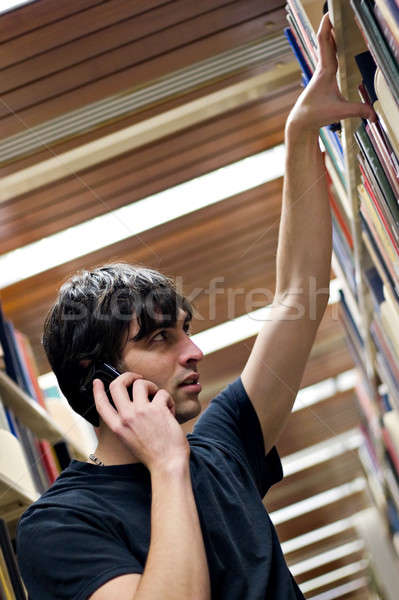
[42,263,193,426]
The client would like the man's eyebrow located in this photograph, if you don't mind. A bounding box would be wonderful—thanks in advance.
[139,311,191,339]
[143,316,179,337]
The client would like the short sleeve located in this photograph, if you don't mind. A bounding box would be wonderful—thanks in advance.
[192,377,283,497]
[16,504,143,600]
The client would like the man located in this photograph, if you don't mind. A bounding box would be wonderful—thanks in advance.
[16,13,375,600]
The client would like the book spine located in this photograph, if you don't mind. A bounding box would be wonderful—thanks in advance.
[351,0,399,102]
[374,3,399,63]
[355,123,399,231]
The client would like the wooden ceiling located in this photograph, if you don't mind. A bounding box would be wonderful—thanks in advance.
[0,1,373,597]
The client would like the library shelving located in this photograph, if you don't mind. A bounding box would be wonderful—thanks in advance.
[285,0,399,598]
[0,301,94,597]
[0,306,89,537]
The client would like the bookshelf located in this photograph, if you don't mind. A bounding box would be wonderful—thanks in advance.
[0,307,91,538]
[0,370,87,456]
[0,367,88,534]
[0,303,94,596]
[285,0,399,598]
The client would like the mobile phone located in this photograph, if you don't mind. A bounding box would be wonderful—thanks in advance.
[80,361,133,412]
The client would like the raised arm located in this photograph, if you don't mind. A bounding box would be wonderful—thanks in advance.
[241,13,376,453]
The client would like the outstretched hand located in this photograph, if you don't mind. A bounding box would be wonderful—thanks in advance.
[287,12,377,133]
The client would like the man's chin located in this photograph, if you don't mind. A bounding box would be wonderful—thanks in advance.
[175,397,202,424]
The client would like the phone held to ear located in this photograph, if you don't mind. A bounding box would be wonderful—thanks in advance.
[80,361,133,411]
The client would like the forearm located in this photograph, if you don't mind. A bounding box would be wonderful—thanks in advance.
[135,459,210,600]
[275,120,332,319]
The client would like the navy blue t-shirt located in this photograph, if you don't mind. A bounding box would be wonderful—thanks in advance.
[16,377,304,599]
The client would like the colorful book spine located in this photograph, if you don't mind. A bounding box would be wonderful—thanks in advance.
[0,300,66,494]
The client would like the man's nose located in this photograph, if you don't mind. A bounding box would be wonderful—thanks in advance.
[182,337,203,363]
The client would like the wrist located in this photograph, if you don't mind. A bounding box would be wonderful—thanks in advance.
[149,453,190,478]
[285,112,320,140]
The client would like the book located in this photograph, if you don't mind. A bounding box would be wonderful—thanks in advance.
[285,13,314,78]
[380,300,399,359]
[286,0,318,68]
[374,99,399,159]
[0,398,10,432]
[332,219,357,295]
[383,409,399,460]
[374,2,399,63]
[361,213,399,306]
[374,68,399,151]
[351,0,399,102]
[355,50,378,104]
[382,426,399,477]
[0,310,46,493]
[366,119,399,198]
[0,546,15,600]
[14,333,59,485]
[283,26,312,85]
[0,519,26,599]
[338,290,365,369]
[327,171,353,249]
[375,0,399,41]
[0,301,70,493]
[376,350,399,409]
[359,176,399,264]
[371,318,399,387]
[355,375,381,442]
[358,175,399,293]
[360,202,399,302]
[364,265,385,310]
[356,121,399,230]
[324,152,350,217]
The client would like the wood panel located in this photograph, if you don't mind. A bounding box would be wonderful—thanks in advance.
[2,86,295,204]
[339,590,371,600]
[188,385,360,456]
[266,451,364,512]
[285,527,359,565]
[0,90,297,252]
[1,177,283,371]
[275,491,370,543]
[1,0,193,68]
[0,1,287,136]
[277,389,360,456]
[2,1,262,97]
[0,71,300,176]
[2,177,282,296]
[304,576,370,599]
[0,0,106,42]
[190,330,353,409]
[295,550,366,585]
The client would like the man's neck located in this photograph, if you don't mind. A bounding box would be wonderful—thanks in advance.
[89,427,141,466]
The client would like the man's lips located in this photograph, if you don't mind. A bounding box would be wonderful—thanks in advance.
[179,382,202,393]
[179,373,200,386]
[178,374,201,392]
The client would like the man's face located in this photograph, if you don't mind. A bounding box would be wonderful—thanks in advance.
[119,308,204,423]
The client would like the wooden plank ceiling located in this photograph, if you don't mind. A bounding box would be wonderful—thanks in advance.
[0,1,373,597]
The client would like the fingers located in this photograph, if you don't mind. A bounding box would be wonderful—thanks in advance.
[131,379,159,412]
[93,372,175,429]
[316,12,337,73]
[339,100,378,122]
[151,389,176,417]
[93,371,143,423]
[93,378,120,427]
